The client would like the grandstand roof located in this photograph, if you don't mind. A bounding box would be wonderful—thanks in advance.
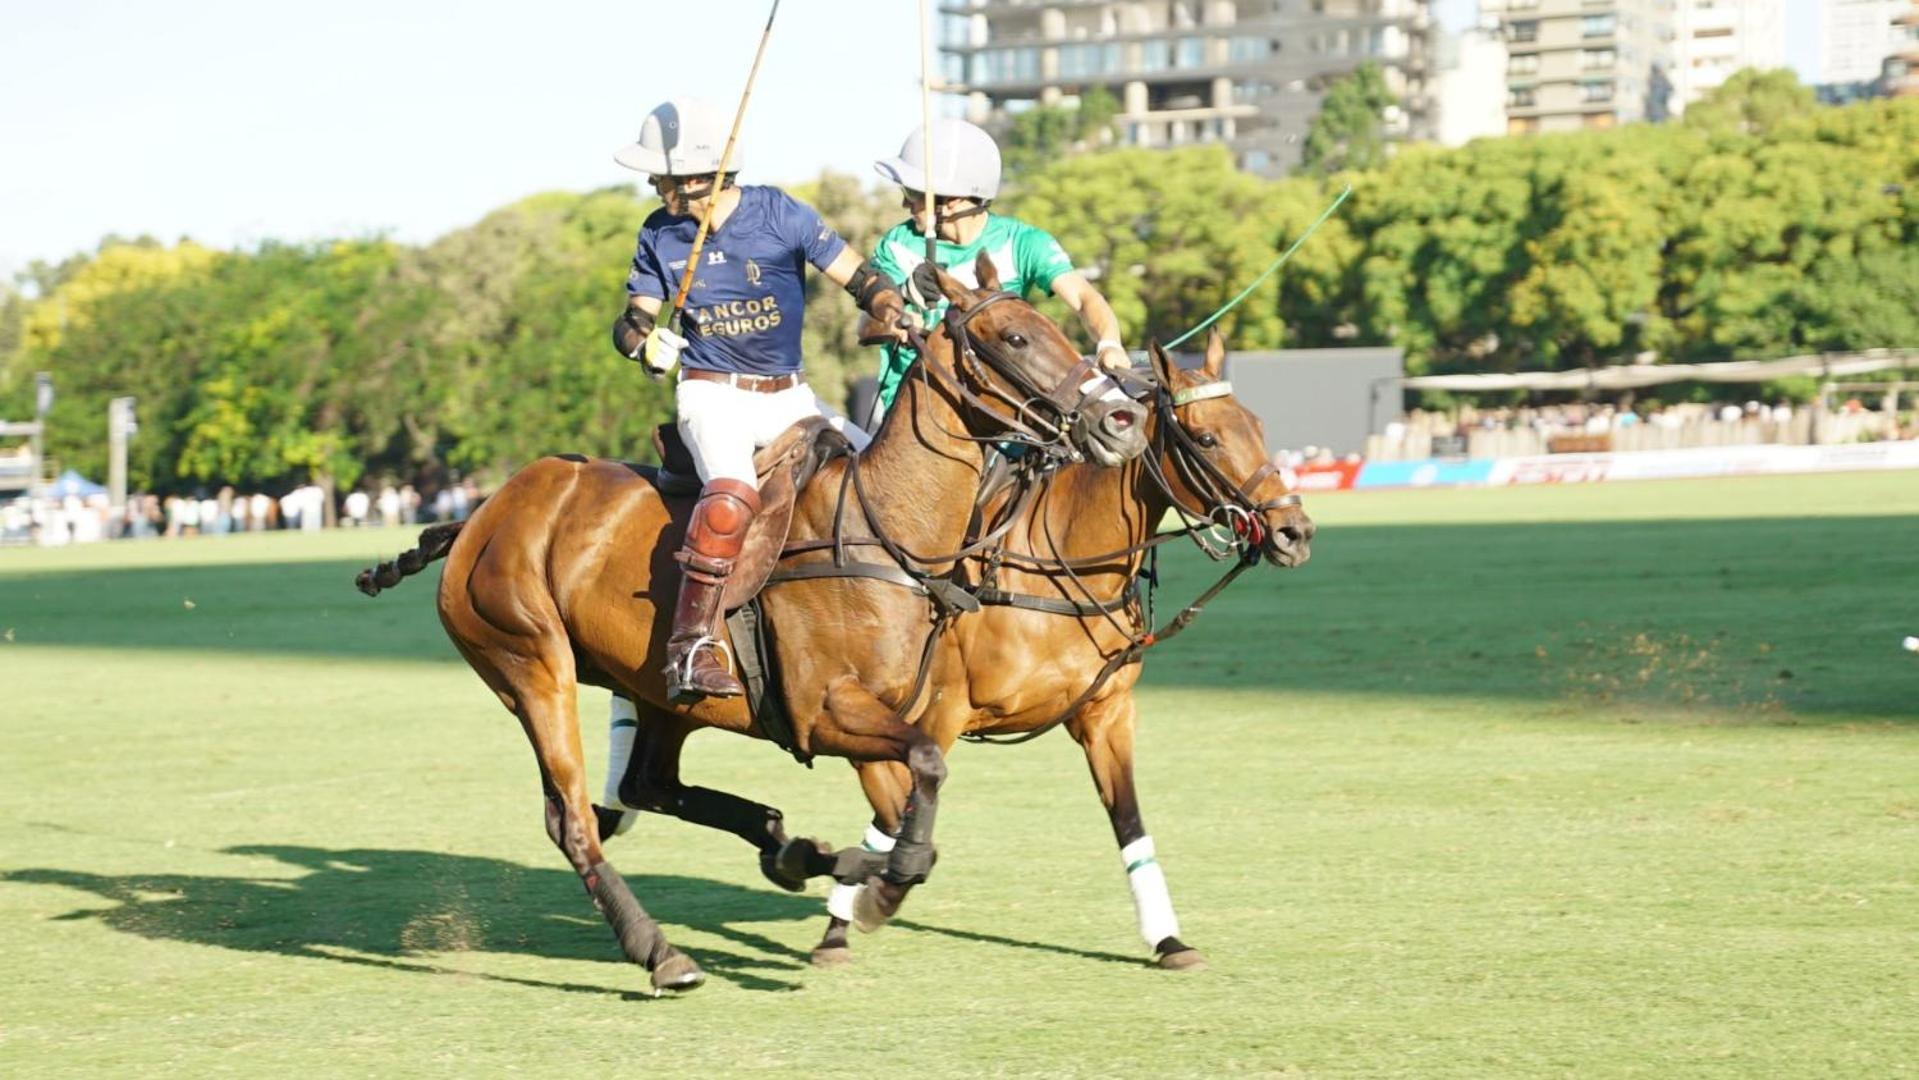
[1399,349,1918,393]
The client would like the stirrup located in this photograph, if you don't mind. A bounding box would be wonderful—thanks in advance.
[673,634,735,684]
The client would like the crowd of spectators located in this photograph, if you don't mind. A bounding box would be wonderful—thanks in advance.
[1,479,483,548]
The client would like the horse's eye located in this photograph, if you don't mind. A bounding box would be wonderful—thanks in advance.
[1002,332,1028,349]
[1195,431,1219,449]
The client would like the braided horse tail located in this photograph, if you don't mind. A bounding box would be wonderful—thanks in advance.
[355,522,465,597]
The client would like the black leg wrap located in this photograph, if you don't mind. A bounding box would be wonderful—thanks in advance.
[585,861,665,970]
[882,793,939,886]
[881,841,937,887]
[663,786,787,853]
[829,845,890,885]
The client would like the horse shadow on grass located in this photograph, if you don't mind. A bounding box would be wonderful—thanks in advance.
[4,844,833,998]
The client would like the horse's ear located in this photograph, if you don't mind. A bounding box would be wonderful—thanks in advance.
[1146,340,1177,388]
[933,263,976,312]
[973,250,1003,293]
[1203,328,1227,379]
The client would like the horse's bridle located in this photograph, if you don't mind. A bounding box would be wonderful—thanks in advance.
[1147,376,1302,555]
[909,292,1117,463]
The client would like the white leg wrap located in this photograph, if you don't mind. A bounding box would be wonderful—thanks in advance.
[826,825,897,921]
[601,695,640,810]
[1121,836,1181,948]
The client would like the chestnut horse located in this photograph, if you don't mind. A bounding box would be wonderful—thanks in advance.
[355,261,1147,993]
[611,329,1314,971]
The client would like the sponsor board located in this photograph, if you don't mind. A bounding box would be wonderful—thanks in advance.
[1293,461,1361,492]
[1354,458,1497,489]
[1491,441,1919,485]
[1341,441,1919,490]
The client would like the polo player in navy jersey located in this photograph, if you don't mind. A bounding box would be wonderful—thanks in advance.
[608,97,909,709]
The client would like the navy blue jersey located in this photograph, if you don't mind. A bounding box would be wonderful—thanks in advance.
[626,185,847,376]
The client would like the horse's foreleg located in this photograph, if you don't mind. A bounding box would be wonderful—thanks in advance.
[596,695,834,892]
[515,671,704,993]
[1072,690,1204,971]
[815,763,911,965]
[808,678,946,934]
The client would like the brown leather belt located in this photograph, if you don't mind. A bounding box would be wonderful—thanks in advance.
[680,368,802,394]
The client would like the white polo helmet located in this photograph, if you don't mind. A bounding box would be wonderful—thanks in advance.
[874,119,1001,201]
[615,98,741,176]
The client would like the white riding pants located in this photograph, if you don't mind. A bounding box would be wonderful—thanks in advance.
[675,376,870,488]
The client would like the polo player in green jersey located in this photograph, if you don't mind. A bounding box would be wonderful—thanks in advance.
[867,119,1131,416]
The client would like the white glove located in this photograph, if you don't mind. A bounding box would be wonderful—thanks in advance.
[641,326,687,377]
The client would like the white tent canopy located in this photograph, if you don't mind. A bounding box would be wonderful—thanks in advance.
[1398,349,1918,393]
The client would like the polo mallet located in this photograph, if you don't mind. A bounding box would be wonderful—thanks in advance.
[666,0,783,334]
[917,0,939,280]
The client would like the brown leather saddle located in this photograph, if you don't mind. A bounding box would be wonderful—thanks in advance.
[643,418,851,613]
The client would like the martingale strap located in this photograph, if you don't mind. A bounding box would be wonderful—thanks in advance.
[973,579,1137,618]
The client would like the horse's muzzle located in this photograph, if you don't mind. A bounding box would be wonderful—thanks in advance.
[1074,398,1149,467]
[1261,508,1315,567]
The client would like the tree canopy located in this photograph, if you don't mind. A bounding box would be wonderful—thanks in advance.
[3,83,1913,496]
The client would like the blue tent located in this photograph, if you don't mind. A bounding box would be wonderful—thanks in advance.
[44,469,108,499]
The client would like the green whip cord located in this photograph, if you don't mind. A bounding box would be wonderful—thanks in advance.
[1164,183,1354,350]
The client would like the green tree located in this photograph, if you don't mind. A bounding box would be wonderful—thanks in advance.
[1681,67,1816,138]
[1002,86,1120,181]
[1300,62,1396,176]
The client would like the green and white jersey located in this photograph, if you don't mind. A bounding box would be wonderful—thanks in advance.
[870,214,1078,408]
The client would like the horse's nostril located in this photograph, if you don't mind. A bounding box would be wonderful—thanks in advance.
[1110,410,1135,429]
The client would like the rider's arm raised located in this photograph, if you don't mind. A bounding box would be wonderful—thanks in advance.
[1052,272,1130,372]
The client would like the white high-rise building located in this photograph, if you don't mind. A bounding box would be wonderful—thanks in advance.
[1669,0,1786,114]
[1430,23,1510,146]
[1481,0,1674,133]
[1821,0,1905,83]
[940,1,1437,177]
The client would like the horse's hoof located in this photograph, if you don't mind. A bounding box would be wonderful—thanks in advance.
[593,803,634,841]
[649,949,705,993]
[850,879,893,934]
[761,837,829,893]
[809,945,853,968]
[1155,947,1208,972]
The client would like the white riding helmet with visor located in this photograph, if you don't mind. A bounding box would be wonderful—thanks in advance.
[615,98,742,177]
[875,118,1001,201]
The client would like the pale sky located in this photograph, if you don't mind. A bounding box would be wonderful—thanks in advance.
[1,0,1827,281]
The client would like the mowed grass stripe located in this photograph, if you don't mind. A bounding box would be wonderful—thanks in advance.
[1,472,1914,1077]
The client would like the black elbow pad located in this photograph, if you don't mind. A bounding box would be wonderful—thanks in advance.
[844,261,900,312]
[612,306,656,359]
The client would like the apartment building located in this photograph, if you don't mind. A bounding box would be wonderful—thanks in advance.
[1890,0,1919,96]
[938,0,1435,176]
[1668,0,1784,114]
[1820,0,1904,83]
[1480,0,1672,134]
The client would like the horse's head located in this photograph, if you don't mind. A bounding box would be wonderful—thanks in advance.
[920,253,1148,467]
[1143,331,1314,568]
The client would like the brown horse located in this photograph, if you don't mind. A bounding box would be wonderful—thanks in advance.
[612,328,1314,970]
[354,259,1147,993]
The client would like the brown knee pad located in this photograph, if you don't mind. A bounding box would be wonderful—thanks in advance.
[677,479,761,583]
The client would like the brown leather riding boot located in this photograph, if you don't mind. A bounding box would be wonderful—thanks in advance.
[664,478,760,702]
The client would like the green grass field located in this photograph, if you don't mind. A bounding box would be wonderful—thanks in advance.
[3,473,1915,1077]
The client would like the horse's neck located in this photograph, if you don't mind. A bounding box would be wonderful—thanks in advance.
[1024,414,1173,577]
[1021,458,1159,575]
[851,357,986,560]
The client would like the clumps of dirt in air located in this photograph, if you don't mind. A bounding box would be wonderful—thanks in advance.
[1533,626,1796,722]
